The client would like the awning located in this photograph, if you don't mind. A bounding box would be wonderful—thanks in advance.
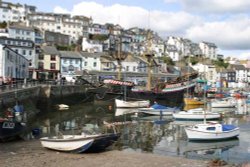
[196,79,207,83]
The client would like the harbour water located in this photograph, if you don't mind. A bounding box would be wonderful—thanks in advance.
[11,98,250,164]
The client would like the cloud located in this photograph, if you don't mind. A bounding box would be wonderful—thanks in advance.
[54,6,70,14]
[186,16,250,50]
[54,1,201,36]
[164,0,250,14]
[53,1,250,56]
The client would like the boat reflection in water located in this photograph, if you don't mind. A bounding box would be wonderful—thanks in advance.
[183,139,239,160]
[115,108,139,116]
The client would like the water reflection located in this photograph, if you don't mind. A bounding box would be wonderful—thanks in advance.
[22,98,250,164]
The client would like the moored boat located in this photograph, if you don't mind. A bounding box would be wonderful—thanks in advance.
[138,103,180,116]
[40,133,120,153]
[184,97,204,105]
[0,119,25,142]
[185,123,240,141]
[115,99,150,108]
[173,108,221,120]
[211,98,236,108]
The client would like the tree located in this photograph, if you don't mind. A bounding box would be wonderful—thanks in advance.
[161,56,175,65]
[213,58,229,69]
[0,21,7,28]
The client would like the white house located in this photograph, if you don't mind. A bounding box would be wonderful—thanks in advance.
[165,44,180,61]
[59,51,82,76]
[199,41,217,60]
[191,62,217,85]
[8,23,35,42]
[80,52,102,71]
[0,44,29,80]
[0,37,36,70]
[88,23,109,35]
[0,1,36,23]
[82,38,103,53]
[27,12,91,42]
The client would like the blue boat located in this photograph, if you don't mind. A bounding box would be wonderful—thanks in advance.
[0,120,25,142]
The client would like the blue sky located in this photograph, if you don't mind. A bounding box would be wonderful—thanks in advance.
[7,0,250,59]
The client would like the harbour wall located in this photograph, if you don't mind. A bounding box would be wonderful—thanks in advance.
[0,85,92,118]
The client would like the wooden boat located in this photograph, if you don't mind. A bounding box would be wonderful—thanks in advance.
[138,103,180,116]
[211,98,236,108]
[184,97,204,105]
[185,122,240,141]
[173,108,221,120]
[40,133,120,153]
[0,119,25,142]
[115,99,150,108]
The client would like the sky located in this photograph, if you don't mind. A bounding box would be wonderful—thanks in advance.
[7,0,250,59]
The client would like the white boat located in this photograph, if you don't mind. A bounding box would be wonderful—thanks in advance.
[40,135,94,153]
[211,98,236,108]
[115,99,150,108]
[185,123,240,141]
[57,104,69,110]
[173,108,221,120]
[40,133,120,153]
[138,104,180,116]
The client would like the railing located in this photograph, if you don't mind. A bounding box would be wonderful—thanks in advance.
[0,80,78,94]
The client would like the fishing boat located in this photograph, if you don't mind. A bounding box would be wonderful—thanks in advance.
[138,103,180,116]
[40,133,120,153]
[185,122,240,141]
[115,99,150,108]
[0,119,25,142]
[173,108,221,120]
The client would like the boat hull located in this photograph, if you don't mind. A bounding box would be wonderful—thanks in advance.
[40,133,120,153]
[138,108,177,116]
[40,136,94,153]
[0,121,25,142]
[173,113,221,120]
[185,128,240,141]
[115,99,150,108]
[184,98,204,105]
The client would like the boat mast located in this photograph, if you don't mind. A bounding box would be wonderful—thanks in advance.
[203,58,207,124]
[145,30,153,91]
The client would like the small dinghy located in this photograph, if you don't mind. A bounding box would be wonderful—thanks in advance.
[40,133,120,153]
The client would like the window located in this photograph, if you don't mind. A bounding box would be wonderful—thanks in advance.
[51,55,56,61]
[93,62,97,67]
[84,62,87,66]
[206,127,216,131]
[26,31,30,35]
[38,62,44,69]
[16,30,20,34]
[22,50,26,55]
[29,50,32,55]
[50,63,56,70]
[68,65,74,71]
[39,54,44,60]
[70,59,73,64]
